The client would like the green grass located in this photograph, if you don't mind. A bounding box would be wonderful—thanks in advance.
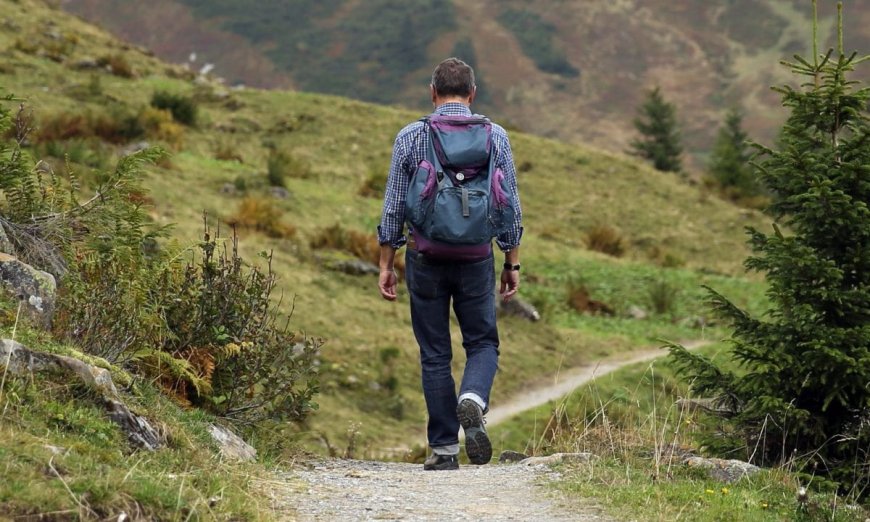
[0,0,775,456]
[0,338,273,519]
[490,344,868,521]
[558,461,863,522]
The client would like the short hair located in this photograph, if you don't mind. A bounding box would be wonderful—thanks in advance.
[431,58,476,98]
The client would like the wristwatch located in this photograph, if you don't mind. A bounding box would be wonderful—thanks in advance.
[503,262,521,272]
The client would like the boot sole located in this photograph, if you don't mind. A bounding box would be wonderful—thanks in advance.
[458,401,492,465]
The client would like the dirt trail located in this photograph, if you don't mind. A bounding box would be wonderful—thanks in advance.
[270,341,709,520]
[266,459,608,521]
[486,339,711,426]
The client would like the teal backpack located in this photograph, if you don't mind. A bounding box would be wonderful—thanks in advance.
[405,114,516,259]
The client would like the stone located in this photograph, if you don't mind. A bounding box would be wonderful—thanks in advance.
[71,57,101,70]
[208,423,257,462]
[106,399,164,451]
[269,186,290,199]
[1,339,119,399]
[497,296,541,322]
[220,182,237,195]
[519,452,595,467]
[627,305,648,320]
[0,339,165,450]
[0,253,56,327]
[684,456,760,483]
[680,315,709,329]
[43,444,66,455]
[675,398,736,416]
[121,141,150,157]
[331,260,380,276]
[0,224,14,255]
[498,450,530,463]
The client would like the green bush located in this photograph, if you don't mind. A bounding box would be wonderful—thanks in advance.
[358,165,387,198]
[267,149,311,186]
[35,108,144,145]
[228,196,296,238]
[158,230,321,423]
[584,224,626,257]
[151,91,198,126]
[647,279,679,316]
[98,54,134,78]
[1,95,319,429]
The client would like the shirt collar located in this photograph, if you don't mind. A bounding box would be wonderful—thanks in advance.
[434,102,473,116]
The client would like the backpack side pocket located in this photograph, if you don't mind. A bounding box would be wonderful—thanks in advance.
[406,160,437,229]
[489,168,516,237]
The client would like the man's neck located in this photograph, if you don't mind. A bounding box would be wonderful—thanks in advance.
[433,97,470,108]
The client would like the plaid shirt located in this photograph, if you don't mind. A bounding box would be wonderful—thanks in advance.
[377,102,523,251]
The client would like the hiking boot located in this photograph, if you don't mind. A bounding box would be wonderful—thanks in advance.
[457,399,492,465]
[423,453,459,471]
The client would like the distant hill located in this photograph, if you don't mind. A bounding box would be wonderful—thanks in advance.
[63,0,869,165]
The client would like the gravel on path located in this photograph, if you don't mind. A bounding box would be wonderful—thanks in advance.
[267,458,609,521]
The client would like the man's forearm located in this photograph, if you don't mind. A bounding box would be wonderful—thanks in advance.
[380,244,397,271]
[504,246,520,266]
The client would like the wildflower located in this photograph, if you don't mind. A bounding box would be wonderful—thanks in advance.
[721,487,729,495]
[761,502,769,509]
[705,489,715,495]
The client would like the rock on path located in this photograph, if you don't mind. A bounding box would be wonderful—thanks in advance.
[266,459,607,521]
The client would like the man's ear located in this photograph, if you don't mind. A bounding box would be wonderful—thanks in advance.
[430,84,437,105]
[468,85,477,105]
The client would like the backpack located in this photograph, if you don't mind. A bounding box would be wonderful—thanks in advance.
[405,114,517,260]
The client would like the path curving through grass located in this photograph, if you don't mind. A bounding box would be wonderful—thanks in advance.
[486,339,712,427]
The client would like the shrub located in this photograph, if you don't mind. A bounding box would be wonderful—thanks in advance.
[151,91,198,126]
[584,224,626,257]
[35,109,144,145]
[136,107,184,149]
[40,138,110,170]
[647,279,679,316]
[227,196,295,238]
[358,166,387,198]
[647,245,685,268]
[267,150,311,185]
[214,139,243,163]
[97,54,134,78]
[157,229,320,423]
[310,223,404,277]
[566,283,614,316]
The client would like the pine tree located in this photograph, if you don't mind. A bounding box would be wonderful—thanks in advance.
[630,86,683,173]
[667,2,870,494]
[708,108,759,200]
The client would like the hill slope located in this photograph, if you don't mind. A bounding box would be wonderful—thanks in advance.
[62,0,870,161]
[0,0,771,455]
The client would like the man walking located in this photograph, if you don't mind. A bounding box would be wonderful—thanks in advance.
[377,58,523,470]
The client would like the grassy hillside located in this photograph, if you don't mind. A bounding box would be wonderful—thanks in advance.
[62,0,869,162]
[0,0,773,457]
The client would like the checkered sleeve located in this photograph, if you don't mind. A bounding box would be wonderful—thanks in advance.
[377,131,411,248]
[494,130,523,251]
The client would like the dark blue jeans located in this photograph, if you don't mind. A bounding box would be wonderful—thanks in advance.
[405,249,500,449]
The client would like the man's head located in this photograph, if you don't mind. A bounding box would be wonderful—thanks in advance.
[430,57,476,106]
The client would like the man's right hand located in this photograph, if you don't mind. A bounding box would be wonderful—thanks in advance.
[500,268,519,302]
[379,269,398,301]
